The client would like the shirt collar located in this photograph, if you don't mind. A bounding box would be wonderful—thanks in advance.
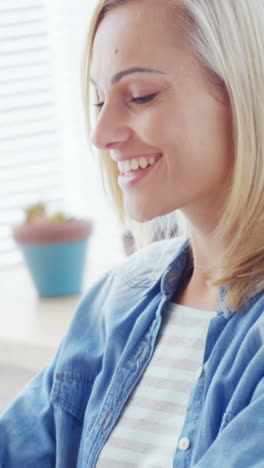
[144,238,235,320]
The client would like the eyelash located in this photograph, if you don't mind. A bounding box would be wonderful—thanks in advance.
[94,92,158,108]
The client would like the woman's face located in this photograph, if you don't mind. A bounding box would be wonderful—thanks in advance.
[91,0,233,227]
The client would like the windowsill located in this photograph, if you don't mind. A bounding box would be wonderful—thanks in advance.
[0,248,125,370]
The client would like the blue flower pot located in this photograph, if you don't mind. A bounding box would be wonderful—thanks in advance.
[13,219,93,297]
[21,239,90,297]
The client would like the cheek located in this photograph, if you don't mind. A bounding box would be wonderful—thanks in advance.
[183,103,233,170]
[133,112,164,141]
[135,117,184,171]
[205,106,234,177]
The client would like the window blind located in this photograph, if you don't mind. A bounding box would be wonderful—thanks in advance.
[0,1,64,267]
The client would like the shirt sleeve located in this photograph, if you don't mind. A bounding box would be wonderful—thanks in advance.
[0,350,58,467]
[0,271,113,467]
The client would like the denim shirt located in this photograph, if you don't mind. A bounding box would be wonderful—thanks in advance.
[1,238,264,468]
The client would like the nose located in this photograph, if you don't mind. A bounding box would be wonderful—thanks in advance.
[91,101,132,150]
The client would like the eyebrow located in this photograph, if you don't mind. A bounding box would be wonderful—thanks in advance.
[90,67,167,87]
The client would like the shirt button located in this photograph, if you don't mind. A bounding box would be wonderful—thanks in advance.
[195,366,203,380]
[178,437,191,451]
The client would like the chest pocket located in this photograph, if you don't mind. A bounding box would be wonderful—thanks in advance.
[50,371,94,423]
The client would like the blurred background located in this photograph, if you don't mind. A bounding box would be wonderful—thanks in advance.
[0,0,129,411]
[0,0,125,268]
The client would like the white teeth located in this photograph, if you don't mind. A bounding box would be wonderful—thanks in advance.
[131,159,139,170]
[118,160,130,172]
[139,157,148,169]
[124,160,130,172]
[117,155,161,174]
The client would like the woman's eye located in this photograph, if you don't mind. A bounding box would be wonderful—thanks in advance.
[94,102,104,108]
[130,93,159,105]
[93,92,159,109]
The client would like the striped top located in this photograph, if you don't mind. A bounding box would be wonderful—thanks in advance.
[96,302,214,467]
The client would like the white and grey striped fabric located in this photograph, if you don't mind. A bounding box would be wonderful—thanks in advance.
[96,303,213,468]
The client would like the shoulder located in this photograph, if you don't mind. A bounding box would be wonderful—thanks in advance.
[57,236,185,350]
[242,292,264,339]
[58,237,185,351]
[74,236,186,324]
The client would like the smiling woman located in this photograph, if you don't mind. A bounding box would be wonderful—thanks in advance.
[90,4,233,229]
[84,0,264,311]
[2,1,264,467]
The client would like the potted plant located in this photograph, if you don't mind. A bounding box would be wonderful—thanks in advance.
[13,202,93,297]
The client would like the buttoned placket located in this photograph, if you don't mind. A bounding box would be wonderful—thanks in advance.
[84,299,169,468]
[84,247,189,467]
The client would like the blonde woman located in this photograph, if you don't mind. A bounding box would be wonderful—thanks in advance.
[1,0,264,466]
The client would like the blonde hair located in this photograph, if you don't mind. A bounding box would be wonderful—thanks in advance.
[82,0,264,310]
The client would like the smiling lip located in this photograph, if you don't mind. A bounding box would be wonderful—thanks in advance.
[117,154,162,190]
[112,152,162,163]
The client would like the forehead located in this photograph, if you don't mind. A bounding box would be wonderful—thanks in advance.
[91,0,187,82]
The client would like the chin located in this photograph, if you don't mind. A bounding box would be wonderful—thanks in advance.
[126,209,154,223]
[124,200,163,223]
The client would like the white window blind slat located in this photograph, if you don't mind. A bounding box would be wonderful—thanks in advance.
[0,116,55,130]
[1,86,53,96]
[0,146,59,167]
[0,18,45,33]
[0,30,48,40]
[0,107,54,127]
[0,4,45,24]
[0,163,61,182]
[0,117,56,138]
[0,185,62,201]
[0,38,49,55]
[1,133,58,153]
[0,69,51,83]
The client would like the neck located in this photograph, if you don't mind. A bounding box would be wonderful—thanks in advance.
[175,224,229,311]
[190,227,227,282]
